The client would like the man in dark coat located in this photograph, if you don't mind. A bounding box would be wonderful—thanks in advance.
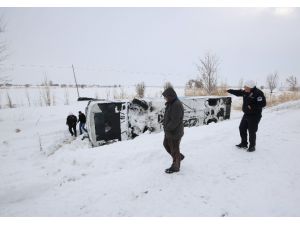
[227,80,266,152]
[66,113,78,137]
[78,111,88,135]
[162,87,184,173]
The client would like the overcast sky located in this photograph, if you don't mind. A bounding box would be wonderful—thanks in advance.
[0,7,300,86]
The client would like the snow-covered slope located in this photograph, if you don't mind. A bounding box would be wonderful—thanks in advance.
[0,100,300,216]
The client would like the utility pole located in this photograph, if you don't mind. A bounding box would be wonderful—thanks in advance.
[72,64,80,99]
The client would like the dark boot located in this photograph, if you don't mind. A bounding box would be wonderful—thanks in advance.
[165,166,180,174]
[247,146,256,152]
[236,143,248,149]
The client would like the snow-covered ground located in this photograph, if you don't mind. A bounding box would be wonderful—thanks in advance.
[0,99,300,216]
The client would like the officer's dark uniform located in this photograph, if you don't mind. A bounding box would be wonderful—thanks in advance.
[227,87,266,151]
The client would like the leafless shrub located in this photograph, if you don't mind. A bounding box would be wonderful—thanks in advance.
[196,52,219,95]
[266,72,279,94]
[286,75,298,92]
[184,79,204,96]
[212,81,229,96]
[266,71,279,105]
[6,91,14,108]
[64,88,70,105]
[266,91,300,107]
[185,88,206,96]
[185,79,227,97]
[135,82,145,98]
[41,77,52,106]
[119,87,128,99]
[186,79,203,89]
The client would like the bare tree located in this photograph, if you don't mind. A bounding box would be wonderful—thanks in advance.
[266,72,279,94]
[286,75,298,91]
[135,82,145,98]
[196,53,219,95]
[41,76,51,106]
[163,81,173,90]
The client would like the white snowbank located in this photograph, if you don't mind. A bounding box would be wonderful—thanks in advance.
[0,100,300,216]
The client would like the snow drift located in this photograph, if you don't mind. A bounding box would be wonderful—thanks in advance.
[0,100,300,216]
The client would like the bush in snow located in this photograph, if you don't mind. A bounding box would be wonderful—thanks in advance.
[6,91,14,108]
[41,77,52,106]
[286,76,298,92]
[135,82,145,98]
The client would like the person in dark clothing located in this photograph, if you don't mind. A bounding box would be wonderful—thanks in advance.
[227,80,266,152]
[66,112,78,137]
[78,111,88,135]
[162,87,185,173]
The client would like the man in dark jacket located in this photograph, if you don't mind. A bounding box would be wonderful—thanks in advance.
[162,87,184,173]
[78,111,88,135]
[227,80,266,152]
[66,113,78,137]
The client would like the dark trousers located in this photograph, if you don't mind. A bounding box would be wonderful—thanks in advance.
[68,125,77,137]
[239,114,262,147]
[79,122,87,134]
[163,136,182,170]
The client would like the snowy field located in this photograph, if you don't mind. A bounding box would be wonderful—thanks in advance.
[0,97,300,216]
[0,86,185,108]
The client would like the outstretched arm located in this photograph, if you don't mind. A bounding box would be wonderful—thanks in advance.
[227,89,244,97]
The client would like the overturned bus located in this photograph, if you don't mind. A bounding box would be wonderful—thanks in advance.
[85,96,231,147]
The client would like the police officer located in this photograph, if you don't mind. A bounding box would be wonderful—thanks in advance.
[227,80,266,152]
